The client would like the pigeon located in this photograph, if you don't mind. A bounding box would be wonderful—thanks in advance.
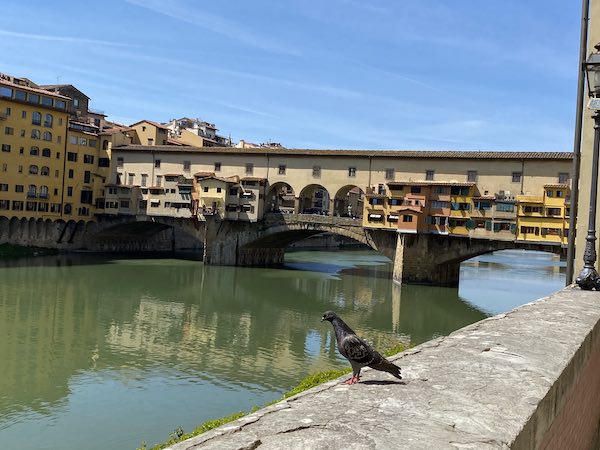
[321,311,402,385]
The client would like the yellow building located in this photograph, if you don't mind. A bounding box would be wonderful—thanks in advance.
[129,120,169,146]
[0,74,70,219]
[63,121,111,220]
[516,184,569,246]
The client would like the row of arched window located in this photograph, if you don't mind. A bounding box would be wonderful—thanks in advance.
[29,165,51,176]
[29,146,52,157]
[31,130,53,141]
[27,185,49,198]
[32,112,53,128]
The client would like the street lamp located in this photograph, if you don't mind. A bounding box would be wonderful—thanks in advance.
[576,43,600,290]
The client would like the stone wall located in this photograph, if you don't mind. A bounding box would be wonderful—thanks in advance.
[167,287,600,450]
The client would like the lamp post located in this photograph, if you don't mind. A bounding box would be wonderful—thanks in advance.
[576,44,600,290]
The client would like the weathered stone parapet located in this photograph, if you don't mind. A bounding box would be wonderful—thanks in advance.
[167,287,600,450]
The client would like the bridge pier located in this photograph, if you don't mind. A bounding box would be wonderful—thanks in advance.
[393,233,461,287]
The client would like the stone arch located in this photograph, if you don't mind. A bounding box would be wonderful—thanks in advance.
[333,185,365,218]
[298,184,331,215]
[0,216,8,243]
[9,217,20,240]
[44,219,53,241]
[266,182,295,214]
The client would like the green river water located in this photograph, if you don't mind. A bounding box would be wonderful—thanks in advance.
[0,249,565,449]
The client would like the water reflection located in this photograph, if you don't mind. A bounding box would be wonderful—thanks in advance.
[0,249,563,450]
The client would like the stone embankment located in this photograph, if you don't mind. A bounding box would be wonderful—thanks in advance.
[168,287,600,450]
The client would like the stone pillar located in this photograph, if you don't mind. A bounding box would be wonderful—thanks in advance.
[392,233,460,287]
[328,198,335,216]
[294,197,300,215]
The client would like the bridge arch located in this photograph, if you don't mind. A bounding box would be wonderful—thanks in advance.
[266,182,295,214]
[333,185,364,218]
[298,184,331,215]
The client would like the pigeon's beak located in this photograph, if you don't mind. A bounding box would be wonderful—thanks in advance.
[321,317,325,322]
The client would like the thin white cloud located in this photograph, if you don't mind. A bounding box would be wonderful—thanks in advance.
[124,0,301,56]
[0,29,136,48]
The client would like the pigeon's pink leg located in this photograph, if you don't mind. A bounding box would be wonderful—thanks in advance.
[343,375,360,385]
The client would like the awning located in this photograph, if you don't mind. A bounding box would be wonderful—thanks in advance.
[369,214,382,219]
[150,200,160,205]
[388,215,399,220]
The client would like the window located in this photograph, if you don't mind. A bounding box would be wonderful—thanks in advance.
[546,207,561,216]
[27,185,37,197]
[32,111,41,125]
[4,126,13,135]
[183,160,191,171]
[12,201,24,211]
[18,165,22,173]
[67,187,73,196]
[98,157,110,167]
[1,144,10,152]
[15,91,26,101]
[84,171,91,183]
[40,166,49,176]
[54,170,59,178]
[348,167,356,177]
[229,187,238,196]
[28,93,39,104]
[245,163,253,175]
[512,172,522,183]
[29,165,38,174]
[278,164,286,175]
[467,170,478,182]
[141,174,148,187]
[42,148,51,157]
[450,186,470,196]
[4,107,11,115]
[81,190,93,204]
[128,173,134,185]
[73,98,80,108]
[474,201,492,210]
[55,100,66,110]
[547,190,553,197]
[83,154,94,164]
[385,168,395,180]
[431,201,449,209]
[557,190,565,198]
[15,185,24,192]
[39,186,48,199]
[89,139,97,148]
[155,159,161,168]
[203,186,209,193]
[369,198,384,205]
[68,169,74,178]
[31,129,40,139]
[496,202,514,212]
[1,163,6,172]
[426,170,435,181]
[30,146,39,156]
[410,186,422,194]
[216,187,222,193]
[524,206,541,213]
[69,135,77,145]
[403,215,413,223]
[42,131,52,141]
[214,162,221,172]
[0,200,8,210]
[67,152,77,162]
[79,137,87,146]
[0,183,7,191]
[41,96,53,107]
[44,113,53,127]
[0,86,12,97]
[313,165,321,178]
[156,175,162,186]
[558,172,569,184]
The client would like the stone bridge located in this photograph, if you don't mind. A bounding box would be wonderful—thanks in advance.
[0,213,563,286]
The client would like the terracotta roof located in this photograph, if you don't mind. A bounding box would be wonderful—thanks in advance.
[99,126,134,135]
[472,195,496,200]
[130,120,170,130]
[113,145,572,160]
[167,137,186,146]
[544,183,570,188]
[39,84,90,99]
[193,171,216,177]
[241,177,267,182]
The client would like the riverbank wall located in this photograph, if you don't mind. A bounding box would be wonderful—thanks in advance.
[167,286,600,450]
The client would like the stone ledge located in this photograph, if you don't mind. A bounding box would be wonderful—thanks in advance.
[168,287,600,450]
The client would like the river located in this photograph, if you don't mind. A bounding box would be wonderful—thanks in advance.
[0,249,565,450]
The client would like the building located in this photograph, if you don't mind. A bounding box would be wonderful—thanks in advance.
[0,74,70,219]
[129,120,169,146]
[166,117,231,147]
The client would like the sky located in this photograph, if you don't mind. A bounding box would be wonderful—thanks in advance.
[0,0,581,150]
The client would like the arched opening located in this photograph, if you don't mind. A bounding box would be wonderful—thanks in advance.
[298,184,330,215]
[333,185,365,218]
[266,182,295,214]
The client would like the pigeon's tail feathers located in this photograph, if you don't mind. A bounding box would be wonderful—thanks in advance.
[369,358,402,379]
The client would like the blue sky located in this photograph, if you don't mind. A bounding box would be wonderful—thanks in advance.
[1,0,580,150]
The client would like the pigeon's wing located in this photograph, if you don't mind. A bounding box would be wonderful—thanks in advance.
[341,334,375,365]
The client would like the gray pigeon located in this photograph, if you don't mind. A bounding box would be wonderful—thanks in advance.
[321,311,402,384]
